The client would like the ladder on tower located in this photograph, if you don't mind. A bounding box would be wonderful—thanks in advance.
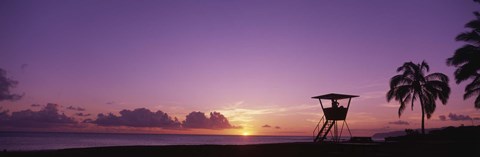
[313,116,335,142]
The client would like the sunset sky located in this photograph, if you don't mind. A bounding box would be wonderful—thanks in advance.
[0,0,479,136]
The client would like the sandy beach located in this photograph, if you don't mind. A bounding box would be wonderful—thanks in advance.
[2,140,478,157]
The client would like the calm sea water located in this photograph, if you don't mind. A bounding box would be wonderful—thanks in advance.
[0,132,311,151]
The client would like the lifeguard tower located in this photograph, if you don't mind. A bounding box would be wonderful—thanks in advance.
[312,93,358,142]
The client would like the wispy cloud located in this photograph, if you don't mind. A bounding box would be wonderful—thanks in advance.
[388,120,409,125]
[216,101,319,125]
[380,103,398,108]
[354,81,387,90]
[66,106,85,111]
[75,113,91,117]
[357,91,386,100]
[347,112,378,124]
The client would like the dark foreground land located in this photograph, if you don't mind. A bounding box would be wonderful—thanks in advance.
[3,126,480,157]
[2,141,479,157]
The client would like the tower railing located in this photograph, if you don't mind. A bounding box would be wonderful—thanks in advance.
[312,115,325,140]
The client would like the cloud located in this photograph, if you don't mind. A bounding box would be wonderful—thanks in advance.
[31,104,41,107]
[0,68,23,102]
[447,113,480,121]
[89,108,181,129]
[439,115,447,121]
[182,111,238,129]
[106,101,115,105]
[388,120,409,125]
[438,113,480,121]
[20,64,28,71]
[216,102,318,124]
[380,103,398,108]
[0,103,76,128]
[67,106,86,111]
[262,124,280,129]
[0,109,8,120]
[75,113,91,117]
[182,112,209,128]
[357,91,386,100]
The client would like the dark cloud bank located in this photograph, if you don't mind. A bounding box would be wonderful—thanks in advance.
[182,111,240,129]
[0,103,76,128]
[1,104,238,130]
[439,113,480,121]
[31,104,41,107]
[90,108,182,129]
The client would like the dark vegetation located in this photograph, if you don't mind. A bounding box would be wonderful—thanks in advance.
[386,125,480,142]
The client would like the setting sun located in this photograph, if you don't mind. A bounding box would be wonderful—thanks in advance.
[242,132,250,136]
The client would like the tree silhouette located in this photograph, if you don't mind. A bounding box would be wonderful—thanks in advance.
[446,0,480,109]
[387,61,450,134]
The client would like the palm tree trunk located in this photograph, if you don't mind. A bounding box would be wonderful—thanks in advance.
[419,95,425,135]
[421,103,425,134]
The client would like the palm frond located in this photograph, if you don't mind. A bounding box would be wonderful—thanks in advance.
[425,81,450,104]
[464,86,480,100]
[411,94,416,110]
[446,44,480,67]
[453,62,480,84]
[426,73,449,83]
[455,31,480,45]
[475,95,480,109]
[390,75,412,89]
[402,93,412,109]
[398,93,411,117]
[394,85,412,102]
[463,73,480,101]
[397,62,416,73]
[386,89,395,102]
[465,89,480,98]
[398,101,406,117]
[465,19,480,32]
[388,85,413,117]
[420,91,436,119]
[465,76,480,91]
[420,60,430,72]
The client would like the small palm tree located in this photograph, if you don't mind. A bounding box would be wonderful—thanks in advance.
[447,1,480,108]
[387,61,450,134]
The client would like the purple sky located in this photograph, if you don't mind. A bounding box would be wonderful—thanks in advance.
[0,0,478,136]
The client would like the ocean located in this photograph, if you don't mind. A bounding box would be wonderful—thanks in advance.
[0,132,311,151]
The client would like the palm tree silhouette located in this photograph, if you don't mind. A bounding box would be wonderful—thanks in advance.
[387,61,450,134]
[447,1,480,109]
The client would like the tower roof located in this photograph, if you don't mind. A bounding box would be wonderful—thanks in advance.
[311,93,359,100]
